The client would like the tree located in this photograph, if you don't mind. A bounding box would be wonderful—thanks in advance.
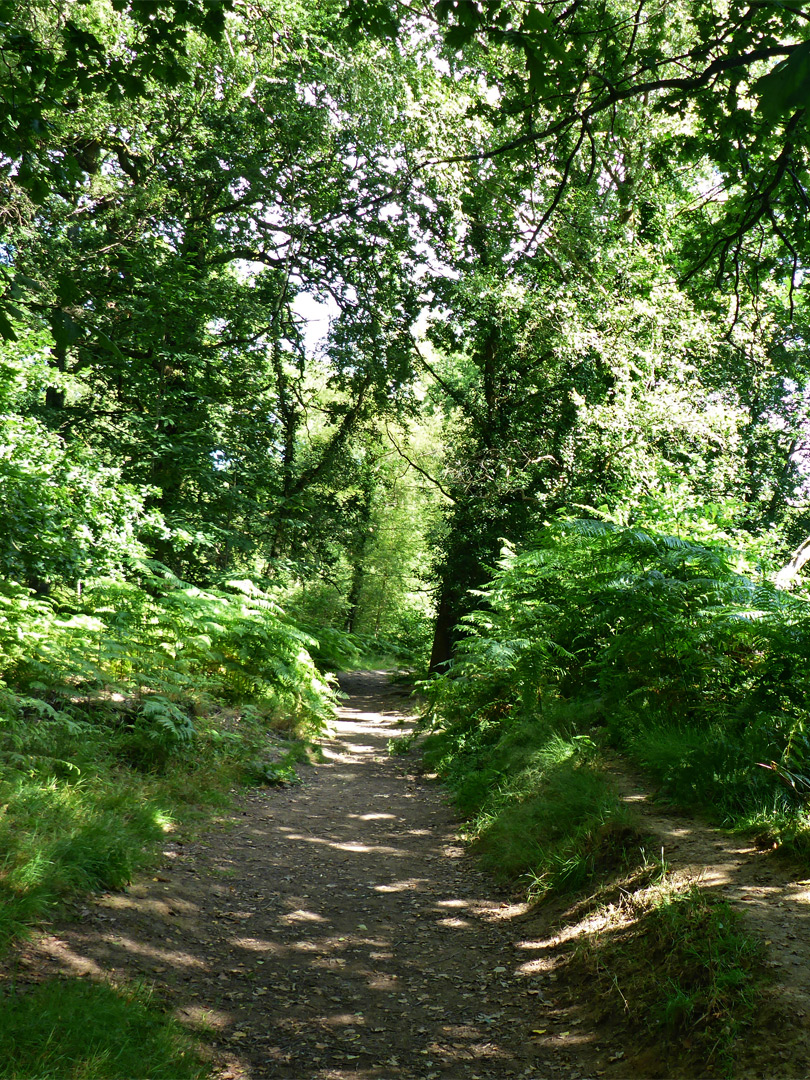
[420,216,810,667]
[6,0,445,580]
[5,0,810,669]
[349,0,810,290]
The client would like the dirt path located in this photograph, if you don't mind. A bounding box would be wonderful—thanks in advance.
[10,672,810,1078]
[605,772,810,1078]
[13,672,592,1079]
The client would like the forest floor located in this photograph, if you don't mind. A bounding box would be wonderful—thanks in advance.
[7,671,810,1079]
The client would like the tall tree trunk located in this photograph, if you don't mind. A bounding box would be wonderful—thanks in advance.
[428,583,454,673]
[345,488,374,633]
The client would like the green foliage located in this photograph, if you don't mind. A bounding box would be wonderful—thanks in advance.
[0,978,208,1080]
[473,736,634,894]
[350,0,810,288]
[276,419,444,669]
[294,623,366,673]
[576,884,762,1076]
[421,243,808,671]
[421,708,637,894]
[2,0,442,586]
[0,567,333,760]
[422,518,810,844]
[0,558,334,947]
[654,890,760,1043]
[0,0,232,206]
[0,414,161,587]
[0,768,170,949]
[242,734,318,787]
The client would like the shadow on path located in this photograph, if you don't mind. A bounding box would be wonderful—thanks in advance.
[13,671,598,1079]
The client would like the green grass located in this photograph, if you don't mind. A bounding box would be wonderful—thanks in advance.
[0,703,313,1080]
[0,979,208,1079]
[421,714,644,896]
[419,680,810,897]
[0,703,313,952]
[574,883,763,1077]
[471,734,634,889]
[623,720,810,862]
[0,771,171,950]
[629,720,791,815]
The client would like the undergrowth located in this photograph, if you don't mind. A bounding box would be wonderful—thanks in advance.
[411,521,779,1072]
[418,709,644,896]
[416,520,810,876]
[0,563,338,952]
[571,883,763,1077]
[0,978,209,1079]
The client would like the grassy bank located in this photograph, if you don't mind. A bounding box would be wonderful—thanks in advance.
[566,882,763,1077]
[415,522,810,875]
[0,703,320,952]
[0,979,210,1080]
[405,522,804,1072]
[419,717,641,896]
[0,566,338,948]
[0,699,325,1079]
[0,568,340,1079]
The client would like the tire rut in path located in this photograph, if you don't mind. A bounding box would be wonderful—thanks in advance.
[15,670,594,1079]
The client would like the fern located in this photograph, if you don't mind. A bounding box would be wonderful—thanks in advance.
[426,520,810,816]
[0,562,336,779]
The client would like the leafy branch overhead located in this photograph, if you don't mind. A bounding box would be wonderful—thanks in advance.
[349,0,810,284]
[0,0,233,188]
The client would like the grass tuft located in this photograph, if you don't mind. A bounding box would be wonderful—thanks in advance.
[0,773,169,950]
[572,883,763,1077]
[0,978,208,1079]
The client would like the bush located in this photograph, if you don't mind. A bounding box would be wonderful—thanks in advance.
[425,522,810,814]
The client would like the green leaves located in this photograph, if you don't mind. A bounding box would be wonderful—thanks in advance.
[343,0,402,41]
[49,310,82,350]
[0,0,235,209]
[520,6,567,87]
[755,41,810,121]
[427,515,810,815]
[0,309,17,342]
[0,565,334,778]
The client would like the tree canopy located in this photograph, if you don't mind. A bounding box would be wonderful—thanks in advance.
[3,0,810,833]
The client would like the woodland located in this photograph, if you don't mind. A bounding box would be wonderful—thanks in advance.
[4,1,810,1072]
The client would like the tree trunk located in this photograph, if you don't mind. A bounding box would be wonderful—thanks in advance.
[428,584,454,673]
[775,534,810,589]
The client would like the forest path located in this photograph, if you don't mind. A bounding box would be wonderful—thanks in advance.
[13,673,810,1078]
[13,671,595,1080]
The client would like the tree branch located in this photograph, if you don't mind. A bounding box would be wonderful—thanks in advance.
[384,422,455,502]
[416,45,795,171]
[775,531,810,588]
